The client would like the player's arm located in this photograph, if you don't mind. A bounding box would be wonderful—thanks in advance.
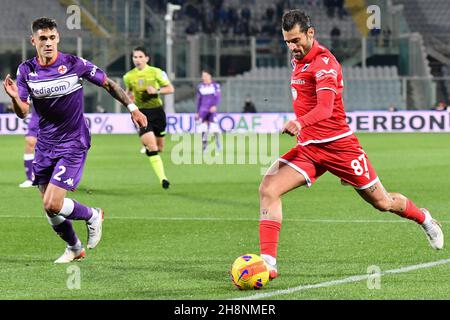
[296,58,338,128]
[297,89,335,127]
[209,83,221,113]
[146,82,175,95]
[102,77,147,128]
[147,70,174,95]
[2,74,30,119]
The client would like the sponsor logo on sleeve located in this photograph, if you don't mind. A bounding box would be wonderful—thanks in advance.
[90,65,98,77]
[315,69,338,80]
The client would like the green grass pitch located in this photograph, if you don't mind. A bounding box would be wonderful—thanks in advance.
[0,133,449,299]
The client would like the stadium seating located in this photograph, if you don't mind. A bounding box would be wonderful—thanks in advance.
[0,0,90,36]
[175,65,405,113]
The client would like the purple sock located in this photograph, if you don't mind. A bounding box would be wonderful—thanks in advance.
[24,159,33,180]
[66,201,93,221]
[52,220,79,246]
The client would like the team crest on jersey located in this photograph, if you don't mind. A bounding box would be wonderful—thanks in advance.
[58,65,68,75]
[291,87,298,100]
[291,60,296,70]
[301,64,310,72]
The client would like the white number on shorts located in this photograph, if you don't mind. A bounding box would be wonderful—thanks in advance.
[351,154,368,176]
[53,165,66,181]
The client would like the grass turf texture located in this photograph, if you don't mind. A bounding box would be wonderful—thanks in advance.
[0,133,449,299]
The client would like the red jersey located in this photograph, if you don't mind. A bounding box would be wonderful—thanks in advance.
[291,40,352,145]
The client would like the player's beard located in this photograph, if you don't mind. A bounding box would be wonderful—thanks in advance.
[293,42,313,60]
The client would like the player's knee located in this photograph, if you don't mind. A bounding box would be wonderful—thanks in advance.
[146,145,158,152]
[259,182,279,200]
[43,200,62,216]
[371,198,392,212]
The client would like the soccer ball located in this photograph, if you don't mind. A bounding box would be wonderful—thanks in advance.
[230,253,270,290]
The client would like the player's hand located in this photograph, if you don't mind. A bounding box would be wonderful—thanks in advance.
[131,109,147,129]
[209,106,217,113]
[282,119,301,136]
[146,86,158,95]
[2,74,19,99]
[195,113,199,121]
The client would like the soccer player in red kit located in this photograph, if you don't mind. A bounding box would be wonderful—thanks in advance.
[259,10,444,279]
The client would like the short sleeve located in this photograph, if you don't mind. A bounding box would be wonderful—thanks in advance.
[123,73,131,90]
[156,69,171,87]
[16,65,30,103]
[75,56,107,87]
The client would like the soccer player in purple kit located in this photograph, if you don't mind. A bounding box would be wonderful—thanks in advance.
[19,107,39,188]
[2,17,147,263]
[196,69,222,152]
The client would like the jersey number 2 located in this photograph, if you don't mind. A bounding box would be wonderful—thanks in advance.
[53,166,66,181]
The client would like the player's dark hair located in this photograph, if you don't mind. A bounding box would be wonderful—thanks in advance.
[133,46,149,57]
[282,10,312,33]
[202,69,212,76]
[31,17,57,34]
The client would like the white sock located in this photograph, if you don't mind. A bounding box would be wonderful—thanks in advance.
[24,153,34,161]
[261,254,276,267]
[422,210,433,226]
[47,214,65,226]
[88,208,99,224]
[68,239,82,250]
[58,198,75,217]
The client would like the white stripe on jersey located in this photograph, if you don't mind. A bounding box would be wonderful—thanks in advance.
[298,130,353,146]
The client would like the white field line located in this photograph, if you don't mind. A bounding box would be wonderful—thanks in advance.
[234,258,450,300]
[0,215,449,223]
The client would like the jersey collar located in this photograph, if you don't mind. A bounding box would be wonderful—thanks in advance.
[34,51,61,68]
[297,40,320,64]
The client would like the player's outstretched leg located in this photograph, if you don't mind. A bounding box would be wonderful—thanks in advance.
[259,161,308,280]
[56,199,105,249]
[19,154,34,188]
[419,208,444,250]
[146,150,170,189]
[357,182,444,249]
[48,215,86,263]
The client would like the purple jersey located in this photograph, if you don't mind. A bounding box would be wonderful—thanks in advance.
[16,52,106,148]
[196,81,221,114]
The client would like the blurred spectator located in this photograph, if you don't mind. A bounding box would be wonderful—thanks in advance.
[388,105,397,112]
[330,25,341,50]
[96,105,106,113]
[265,6,275,22]
[5,103,14,113]
[336,0,346,19]
[242,95,257,113]
[382,27,392,47]
[324,0,336,18]
[434,101,447,111]
[241,7,251,21]
[185,20,200,34]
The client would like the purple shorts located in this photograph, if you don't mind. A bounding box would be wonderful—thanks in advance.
[32,143,89,191]
[199,111,217,123]
[26,112,39,137]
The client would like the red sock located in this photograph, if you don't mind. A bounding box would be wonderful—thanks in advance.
[259,220,281,258]
[395,199,425,224]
